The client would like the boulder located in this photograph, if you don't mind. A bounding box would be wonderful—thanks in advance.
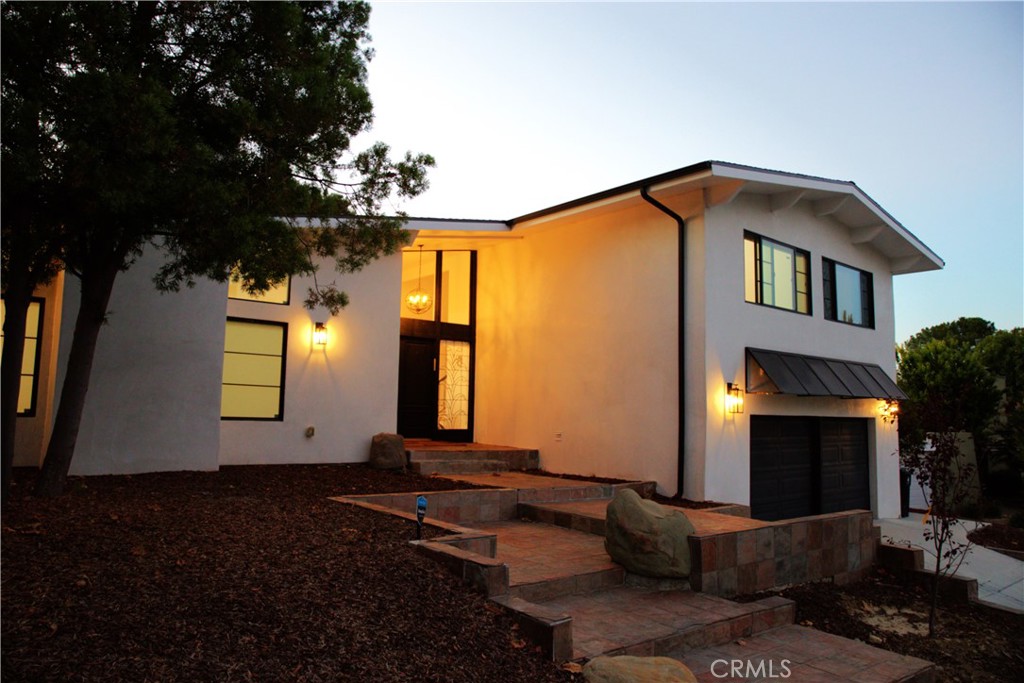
[583,655,697,683]
[369,433,406,470]
[604,488,696,578]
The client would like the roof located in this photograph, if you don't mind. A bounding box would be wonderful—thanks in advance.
[746,347,907,400]
[506,161,943,275]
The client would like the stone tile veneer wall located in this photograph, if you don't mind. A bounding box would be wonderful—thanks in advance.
[687,510,876,598]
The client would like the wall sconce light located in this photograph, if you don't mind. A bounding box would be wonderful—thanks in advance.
[313,321,327,347]
[405,245,433,314]
[879,399,900,423]
[726,382,744,414]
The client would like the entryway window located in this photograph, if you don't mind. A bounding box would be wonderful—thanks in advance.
[221,318,287,420]
[438,340,470,430]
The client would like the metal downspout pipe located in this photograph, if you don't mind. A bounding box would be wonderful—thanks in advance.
[640,188,686,499]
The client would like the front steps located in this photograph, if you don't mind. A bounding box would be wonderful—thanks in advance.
[404,440,539,475]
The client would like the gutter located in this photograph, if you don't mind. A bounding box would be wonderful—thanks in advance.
[639,188,687,499]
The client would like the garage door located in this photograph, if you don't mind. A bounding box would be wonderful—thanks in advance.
[750,416,870,521]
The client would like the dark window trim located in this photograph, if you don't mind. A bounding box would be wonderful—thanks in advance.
[822,257,875,329]
[1,296,45,418]
[744,231,812,316]
[227,274,292,306]
[221,316,288,421]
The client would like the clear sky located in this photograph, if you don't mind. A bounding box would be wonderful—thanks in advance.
[358,1,1023,344]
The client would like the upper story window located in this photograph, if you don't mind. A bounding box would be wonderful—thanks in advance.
[823,258,874,328]
[744,232,811,315]
[221,318,287,420]
[0,298,44,416]
[228,269,290,305]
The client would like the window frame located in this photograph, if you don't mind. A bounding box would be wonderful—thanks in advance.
[0,297,45,417]
[822,257,875,329]
[220,316,288,421]
[227,272,291,305]
[744,231,812,316]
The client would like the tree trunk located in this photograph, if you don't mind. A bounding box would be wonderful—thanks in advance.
[1,280,32,501]
[34,265,118,498]
[928,534,943,637]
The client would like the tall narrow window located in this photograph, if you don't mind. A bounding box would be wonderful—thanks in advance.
[823,258,874,328]
[744,232,810,315]
[221,318,287,420]
[0,298,44,416]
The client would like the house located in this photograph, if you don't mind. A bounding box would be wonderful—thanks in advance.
[7,161,943,520]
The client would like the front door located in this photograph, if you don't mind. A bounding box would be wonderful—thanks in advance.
[396,249,476,441]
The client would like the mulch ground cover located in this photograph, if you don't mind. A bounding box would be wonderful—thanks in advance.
[2,465,577,682]
[743,567,1024,683]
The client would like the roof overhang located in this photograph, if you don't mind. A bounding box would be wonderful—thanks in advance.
[509,161,943,275]
[746,347,907,400]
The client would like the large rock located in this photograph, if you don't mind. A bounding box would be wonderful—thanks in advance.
[369,433,406,470]
[583,655,697,683]
[604,488,696,578]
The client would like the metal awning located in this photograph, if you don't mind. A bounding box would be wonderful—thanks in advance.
[746,347,907,400]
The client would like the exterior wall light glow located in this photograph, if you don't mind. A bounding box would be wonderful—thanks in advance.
[726,382,744,414]
[313,322,327,346]
[405,245,433,314]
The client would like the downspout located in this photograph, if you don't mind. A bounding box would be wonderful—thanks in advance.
[640,188,686,499]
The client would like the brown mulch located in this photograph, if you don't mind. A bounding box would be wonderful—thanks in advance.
[1,465,578,683]
[742,567,1024,683]
[968,523,1024,556]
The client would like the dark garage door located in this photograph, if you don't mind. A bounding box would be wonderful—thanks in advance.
[750,416,870,521]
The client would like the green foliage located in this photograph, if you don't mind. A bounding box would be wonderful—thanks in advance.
[1010,512,1024,530]
[1,1,434,496]
[902,316,996,353]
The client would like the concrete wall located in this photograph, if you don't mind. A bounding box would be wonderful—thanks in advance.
[56,247,225,475]
[474,203,681,492]
[218,252,402,466]
[695,193,902,517]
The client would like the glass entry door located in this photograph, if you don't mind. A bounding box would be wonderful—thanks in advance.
[397,250,476,442]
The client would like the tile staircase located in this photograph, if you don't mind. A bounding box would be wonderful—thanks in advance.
[404,439,539,476]
[339,451,937,681]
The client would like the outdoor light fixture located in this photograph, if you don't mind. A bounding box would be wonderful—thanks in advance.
[405,245,433,314]
[726,382,744,414]
[313,321,327,346]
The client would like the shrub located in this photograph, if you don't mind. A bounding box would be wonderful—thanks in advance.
[1010,512,1024,529]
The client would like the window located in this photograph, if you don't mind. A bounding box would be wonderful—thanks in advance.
[744,232,810,314]
[0,298,44,416]
[228,270,290,304]
[221,318,287,420]
[823,258,874,328]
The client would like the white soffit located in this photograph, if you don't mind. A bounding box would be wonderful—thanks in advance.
[708,162,944,275]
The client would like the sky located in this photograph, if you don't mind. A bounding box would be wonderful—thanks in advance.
[356,1,1023,344]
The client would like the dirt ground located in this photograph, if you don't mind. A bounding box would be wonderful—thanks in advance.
[5,465,1022,682]
[755,567,1024,683]
[1,465,576,683]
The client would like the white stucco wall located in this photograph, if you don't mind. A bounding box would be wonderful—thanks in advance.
[218,253,401,466]
[56,248,225,475]
[696,193,903,517]
[474,203,681,492]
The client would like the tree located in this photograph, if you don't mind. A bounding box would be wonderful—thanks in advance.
[901,316,996,353]
[976,329,1024,493]
[1,1,433,498]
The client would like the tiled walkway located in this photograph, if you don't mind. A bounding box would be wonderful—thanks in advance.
[473,521,616,586]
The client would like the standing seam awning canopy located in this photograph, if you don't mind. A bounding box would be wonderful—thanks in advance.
[746,348,907,400]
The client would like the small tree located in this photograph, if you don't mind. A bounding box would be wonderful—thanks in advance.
[899,431,975,637]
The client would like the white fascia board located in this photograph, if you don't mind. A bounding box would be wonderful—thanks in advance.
[709,163,944,273]
[512,190,643,229]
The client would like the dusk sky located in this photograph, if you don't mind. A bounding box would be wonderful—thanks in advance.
[358,1,1023,343]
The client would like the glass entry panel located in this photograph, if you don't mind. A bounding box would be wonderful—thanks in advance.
[438,340,470,430]
[398,250,476,441]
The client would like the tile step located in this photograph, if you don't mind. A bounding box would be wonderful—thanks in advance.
[410,459,509,475]
[406,448,539,470]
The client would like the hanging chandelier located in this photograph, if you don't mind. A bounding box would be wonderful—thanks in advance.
[405,245,433,314]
